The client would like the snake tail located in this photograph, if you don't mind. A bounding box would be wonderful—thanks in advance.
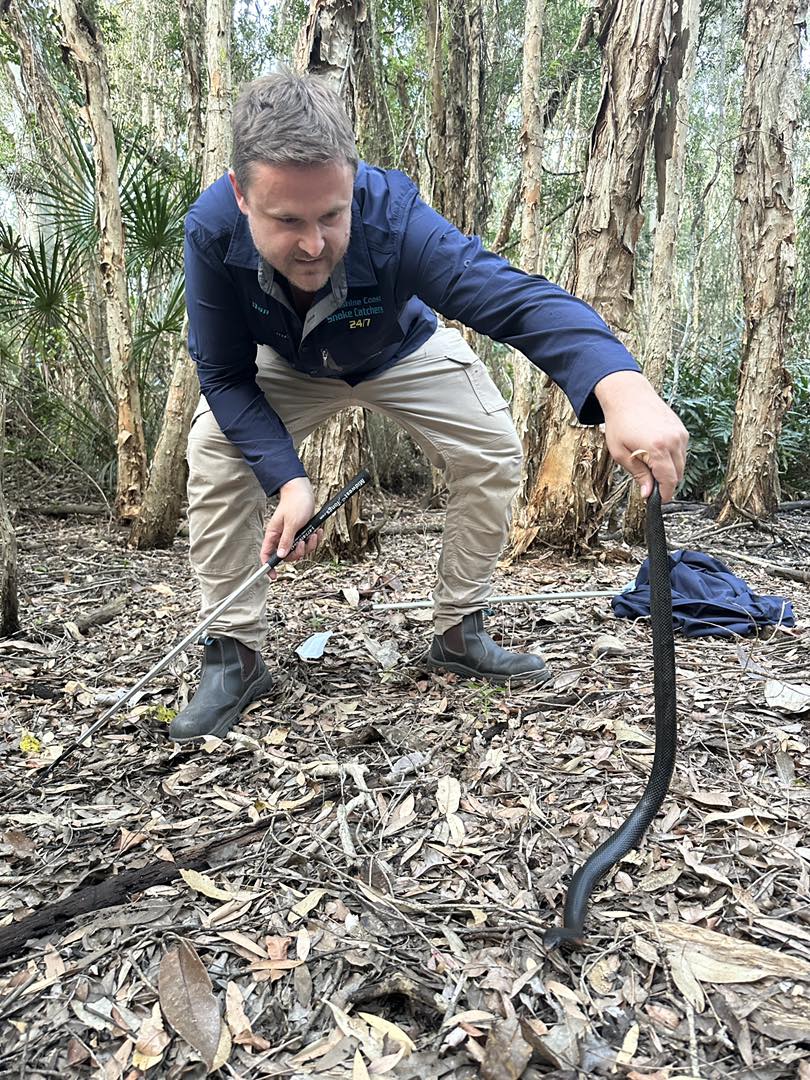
[544,483,677,949]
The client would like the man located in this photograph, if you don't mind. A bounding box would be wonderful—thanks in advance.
[170,71,688,743]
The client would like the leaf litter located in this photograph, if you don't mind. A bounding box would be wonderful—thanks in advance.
[0,493,808,1078]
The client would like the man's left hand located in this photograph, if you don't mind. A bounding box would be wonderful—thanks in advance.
[594,370,689,503]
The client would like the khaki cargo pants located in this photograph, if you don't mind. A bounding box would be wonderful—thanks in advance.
[187,325,523,649]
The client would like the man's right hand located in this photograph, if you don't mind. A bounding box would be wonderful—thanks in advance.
[262,475,321,572]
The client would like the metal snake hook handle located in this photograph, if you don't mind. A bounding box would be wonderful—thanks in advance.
[544,481,677,948]
[8,470,371,799]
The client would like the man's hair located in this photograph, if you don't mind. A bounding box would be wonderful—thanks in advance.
[232,71,358,191]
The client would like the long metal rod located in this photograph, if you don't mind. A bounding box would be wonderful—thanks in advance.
[373,588,625,611]
[19,470,371,792]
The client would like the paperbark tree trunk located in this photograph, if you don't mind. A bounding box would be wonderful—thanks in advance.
[424,0,488,506]
[624,0,700,540]
[58,0,147,521]
[180,0,206,167]
[0,391,20,636]
[130,0,226,549]
[293,0,371,558]
[717,0,799,523]
[511,0,675,556]
[509,0,549,535]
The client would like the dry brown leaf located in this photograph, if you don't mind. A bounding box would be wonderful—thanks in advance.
[586,954,619,995]
[764,678,810,713]
[358,1012,416,1053]
[383,792,417,835]
[688,789,734,808]
[1,829,36,857]
[179,868,243,902]
[225,981,252,1043]
[480,1016,532,1080]
[615,1022,639,1067]
[211,1021,232,1071]
[437,775,461,816]
[652,920,810,983]
[158,939,222,1071]
[216,930,266,958]
[100,1037,133,1080]
[644,1003,681,1030]
[132,1003,171,1070]
[441,1009,497,1029]
[368,1047,408,1074]
[353,1049,372,1080]
[297,926,311,961]
[288,887,326,921]
[638,864,683,892]
[666,947,706,1011]
[118,828,147,854]
[265,934,292,959]
[42,946,65,981]
[66,1038,90,1066]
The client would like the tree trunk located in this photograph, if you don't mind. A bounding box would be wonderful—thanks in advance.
[0,391,19,636]
[717,0,799,523]
[624,0,700,540]
[350,2,393,167]
[511,0,675,556]
[293,0,370,558]
[509,0,548,536]
[179,0,206,167]
[129,0,228,550]
[423,0,488,507]
[57,0,147,521]
[2,2,69,171]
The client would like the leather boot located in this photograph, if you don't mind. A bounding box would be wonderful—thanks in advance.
[169,636,275,742]
[427,611,551,684]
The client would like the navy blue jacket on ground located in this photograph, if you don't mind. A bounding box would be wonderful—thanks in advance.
[612,549,796,637]
[184,162,641,495]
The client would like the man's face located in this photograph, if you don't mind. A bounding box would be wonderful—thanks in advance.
[230,161,354,294]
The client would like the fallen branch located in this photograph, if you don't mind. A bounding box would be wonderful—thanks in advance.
[36,596,130,638]
[0,787,336,961]
[19,502,109,517]
[680,544,810,585]
[713,547,810,585]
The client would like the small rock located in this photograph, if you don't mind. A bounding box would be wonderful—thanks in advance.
[592,634,629,658]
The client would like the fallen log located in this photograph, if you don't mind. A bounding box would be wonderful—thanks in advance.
[19,502,109,517]
[0,787,335,961]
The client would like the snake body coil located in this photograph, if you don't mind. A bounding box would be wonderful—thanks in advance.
[544,483,677,948]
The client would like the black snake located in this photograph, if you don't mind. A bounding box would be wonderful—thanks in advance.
[544,481,677,948]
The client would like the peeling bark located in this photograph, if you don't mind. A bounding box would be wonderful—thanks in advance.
[0,391,20,636]
[179,0,205,166]
[294,0,370,558]
[509,0,548,538]
[129,0,229,549]
[717,0,799,523]
[513,0,676,555]
[57,0,147,521]
[624,0,700,541]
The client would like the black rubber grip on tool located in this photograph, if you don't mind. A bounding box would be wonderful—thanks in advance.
[265,469,371,570]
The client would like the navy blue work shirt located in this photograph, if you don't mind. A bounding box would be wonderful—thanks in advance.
[184,162,641,496]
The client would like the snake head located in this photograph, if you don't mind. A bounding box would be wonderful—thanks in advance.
[543,926,586,950]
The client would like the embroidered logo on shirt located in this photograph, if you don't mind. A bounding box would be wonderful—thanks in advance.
[326,294,384,326]
[252,300,270,315]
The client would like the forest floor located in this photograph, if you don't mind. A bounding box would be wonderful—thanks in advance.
[1,467,809,1080]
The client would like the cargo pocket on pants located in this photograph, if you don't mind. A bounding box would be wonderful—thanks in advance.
[447,356,510,414]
